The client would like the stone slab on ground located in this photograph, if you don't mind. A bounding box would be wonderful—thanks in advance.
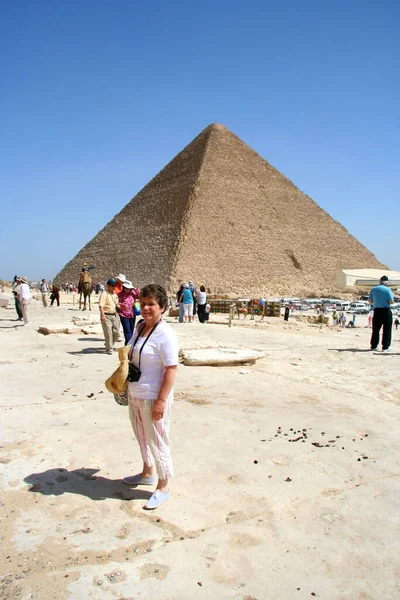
[81,326,103,335]
[181,347,264,366]
[72,317,99,326]
[292,314,330,325]
[38,324,83,335]
[0,297,9,308]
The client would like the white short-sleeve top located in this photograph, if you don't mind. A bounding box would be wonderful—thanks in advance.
[128,320,179,399]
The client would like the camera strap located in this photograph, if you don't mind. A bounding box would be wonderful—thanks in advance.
[128,319,161,369]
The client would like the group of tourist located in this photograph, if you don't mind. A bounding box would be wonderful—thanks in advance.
[62,282,78,293]
[12,276,63,324]
[332,310,349,328]
[99,273,141,353]
[64,281,109,294]
[175,281,210,323]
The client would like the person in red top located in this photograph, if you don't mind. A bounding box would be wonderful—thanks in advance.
[117,280,138,344]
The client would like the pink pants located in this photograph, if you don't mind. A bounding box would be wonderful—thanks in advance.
[128,391,173,479]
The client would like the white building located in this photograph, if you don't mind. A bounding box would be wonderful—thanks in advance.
[336,269,400,290]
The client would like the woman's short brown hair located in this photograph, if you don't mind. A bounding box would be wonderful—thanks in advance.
[140,284,168,311]
[200,285,206,292]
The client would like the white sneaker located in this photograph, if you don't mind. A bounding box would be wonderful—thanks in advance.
[382,347,392,352]
[143,489,170,509]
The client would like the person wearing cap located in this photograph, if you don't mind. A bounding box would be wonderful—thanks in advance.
[369,275,394,351]
[117,280,139,345]
[99,279,120,354]
[12,276,23,321]
[19,276,31,325]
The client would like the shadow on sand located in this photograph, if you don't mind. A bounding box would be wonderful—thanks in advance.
[24,468,151,502]
[0,318,22,321]
[328,348,373,353]
[68,347,106,355]
[0,321,24,329]
[329,348,399,355]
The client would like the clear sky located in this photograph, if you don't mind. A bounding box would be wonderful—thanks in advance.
[1,0,399,281]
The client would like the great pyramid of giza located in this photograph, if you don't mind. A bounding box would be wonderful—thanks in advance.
[55,123,386,296]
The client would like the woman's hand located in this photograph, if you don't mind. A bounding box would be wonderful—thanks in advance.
[153,366,177,421]
[152,399,166,421]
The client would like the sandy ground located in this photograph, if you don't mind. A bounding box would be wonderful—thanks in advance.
[0,292,399,600]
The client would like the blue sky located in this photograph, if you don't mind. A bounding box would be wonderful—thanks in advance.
[1,0,399,281]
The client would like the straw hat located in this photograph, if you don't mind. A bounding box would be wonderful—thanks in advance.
[20,276,28,283]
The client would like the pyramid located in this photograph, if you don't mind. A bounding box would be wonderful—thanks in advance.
[55,124,386,296]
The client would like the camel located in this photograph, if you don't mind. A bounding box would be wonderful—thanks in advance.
[78,270,92,310]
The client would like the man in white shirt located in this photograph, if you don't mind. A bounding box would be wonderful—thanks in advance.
[40,279,49,307]
[19,276,31,325]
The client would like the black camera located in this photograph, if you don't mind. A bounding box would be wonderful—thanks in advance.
[128,363,141,383]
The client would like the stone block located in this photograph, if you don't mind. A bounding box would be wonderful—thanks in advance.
[181,347,264,366]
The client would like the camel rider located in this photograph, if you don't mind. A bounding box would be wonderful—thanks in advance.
[82,261,95,272]
[79,268,92,293]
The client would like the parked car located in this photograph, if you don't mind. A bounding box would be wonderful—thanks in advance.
[336,301,351,311]
[302,298,321,309]
[349,302,370,314]
[300,302,311,311]
[391,303,400,315]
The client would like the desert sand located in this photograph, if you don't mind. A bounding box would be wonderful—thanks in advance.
[0,292,399,600]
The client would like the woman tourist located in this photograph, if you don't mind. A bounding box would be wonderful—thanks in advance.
[179,283,194,323]
[195,285,207,323]
[117,280,137,345]
[123,283,178,510]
